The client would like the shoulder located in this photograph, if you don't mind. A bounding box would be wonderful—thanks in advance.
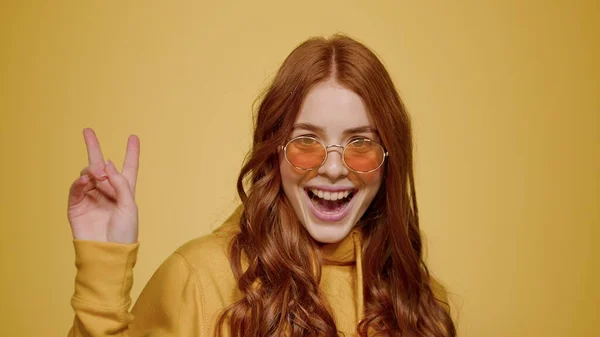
[172,205,243,277]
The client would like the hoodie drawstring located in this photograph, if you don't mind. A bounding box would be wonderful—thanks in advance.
[352,231,364,324]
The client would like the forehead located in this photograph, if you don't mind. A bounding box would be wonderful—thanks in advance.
[295,81,374,136]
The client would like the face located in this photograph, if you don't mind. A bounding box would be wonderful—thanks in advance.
[279,79,384,243]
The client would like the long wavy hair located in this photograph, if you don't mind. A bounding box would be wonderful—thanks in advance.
[216,35,455,337]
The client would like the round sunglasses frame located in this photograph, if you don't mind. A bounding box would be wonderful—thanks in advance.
[281,135,389,174]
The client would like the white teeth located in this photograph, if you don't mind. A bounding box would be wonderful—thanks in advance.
[309,188,353,200]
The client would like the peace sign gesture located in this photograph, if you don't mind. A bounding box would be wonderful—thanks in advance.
[67,128,140,244]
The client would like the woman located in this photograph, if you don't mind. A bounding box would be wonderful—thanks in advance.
[67,35,455,337]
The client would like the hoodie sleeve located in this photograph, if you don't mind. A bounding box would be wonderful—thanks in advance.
[68,240,206,337]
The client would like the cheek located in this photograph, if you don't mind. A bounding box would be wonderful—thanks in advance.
[280,165,297,187]
[279,157,311,188]
[360,171,383,184]
[349,170,383,189]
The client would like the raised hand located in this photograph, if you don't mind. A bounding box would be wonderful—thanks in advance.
[67,128,140,244]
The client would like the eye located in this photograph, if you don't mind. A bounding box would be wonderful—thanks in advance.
[289,136,322,150]
[349,137,370,147]
[298,136,318,145]
[347,137,374,153]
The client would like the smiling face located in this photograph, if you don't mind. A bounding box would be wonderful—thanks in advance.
[279,79,384,243]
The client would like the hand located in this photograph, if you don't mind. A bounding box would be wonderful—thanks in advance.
[67,128,140,244]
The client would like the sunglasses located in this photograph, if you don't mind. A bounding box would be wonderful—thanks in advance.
[281,136,388,173]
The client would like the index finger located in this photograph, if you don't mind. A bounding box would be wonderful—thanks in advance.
[83,128,105,165]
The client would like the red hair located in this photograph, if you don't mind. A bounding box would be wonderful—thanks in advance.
[217,34,455,337]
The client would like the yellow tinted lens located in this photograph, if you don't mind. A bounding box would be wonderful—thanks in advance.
[286,137,326,169]
[344,139,385,172]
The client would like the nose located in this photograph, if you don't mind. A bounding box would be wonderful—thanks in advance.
[317,146,348,181]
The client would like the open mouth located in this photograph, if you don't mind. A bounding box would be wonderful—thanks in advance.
[304,188,357,215]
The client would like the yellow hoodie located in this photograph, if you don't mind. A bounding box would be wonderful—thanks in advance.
[68,207,368,337]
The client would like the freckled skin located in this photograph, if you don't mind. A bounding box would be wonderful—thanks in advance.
[279,79,384,244]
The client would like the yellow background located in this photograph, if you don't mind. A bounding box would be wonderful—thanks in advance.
[1,1,598,336]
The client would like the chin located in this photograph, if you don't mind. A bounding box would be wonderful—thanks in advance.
[303,221,354,243]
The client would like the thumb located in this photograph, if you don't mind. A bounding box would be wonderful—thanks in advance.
[105,160,135,206]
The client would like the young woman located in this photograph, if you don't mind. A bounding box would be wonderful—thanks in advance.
[67,35,455,337]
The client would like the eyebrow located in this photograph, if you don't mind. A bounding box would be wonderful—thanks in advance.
[292,123,377,136]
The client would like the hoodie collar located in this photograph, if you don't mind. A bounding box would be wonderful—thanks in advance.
[320,228,362,263]
[320,228,365,322]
